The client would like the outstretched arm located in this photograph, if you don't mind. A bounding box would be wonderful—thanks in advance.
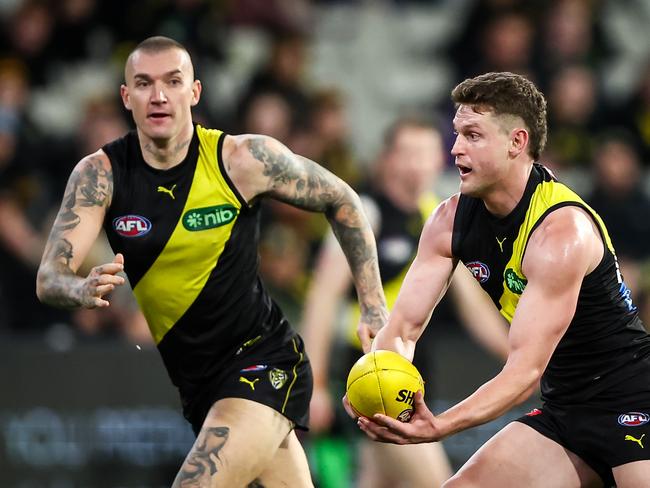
[359,206,603,444]
[301,196,380,432]
[36,151,125,309]
[370,196,459,360]
[225,134,388,341]
[342,196,457,429]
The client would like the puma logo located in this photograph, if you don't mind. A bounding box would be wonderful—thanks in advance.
[239,376,260,391]
[496,236,507,252]
[157,184,177,199]
[625,434,645,448]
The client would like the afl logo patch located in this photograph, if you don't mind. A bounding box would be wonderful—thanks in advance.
[113,215,152,237]
[240,365,268,373]
[618,412,650,427]
[397,409,413,422]
[466,261,490,283]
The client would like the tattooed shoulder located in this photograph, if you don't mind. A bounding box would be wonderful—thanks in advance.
[243,135,347,210]
[70,152,114,209]
[245,136,296,183]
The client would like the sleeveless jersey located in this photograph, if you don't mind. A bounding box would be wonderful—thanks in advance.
[452,163,650,404]
[102,125,293,400]
[346,190,438,349]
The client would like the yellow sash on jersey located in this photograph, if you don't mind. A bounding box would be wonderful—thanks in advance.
[498,179,615,323]
[133,126,241,344]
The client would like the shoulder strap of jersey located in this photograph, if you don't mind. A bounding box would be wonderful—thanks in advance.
[499,164,616,321]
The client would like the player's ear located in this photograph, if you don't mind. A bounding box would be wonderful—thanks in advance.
[120,84,131,110]
[191,79,202,107]
[509,128,529,158]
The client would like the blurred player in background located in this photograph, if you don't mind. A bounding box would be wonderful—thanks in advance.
[302,117,509,487]
[36,36,388,487]
[354,72,650,488]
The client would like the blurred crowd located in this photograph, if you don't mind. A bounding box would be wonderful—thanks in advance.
[1,0,649,342]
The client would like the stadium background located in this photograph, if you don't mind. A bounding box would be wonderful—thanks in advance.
[1,0,649,486]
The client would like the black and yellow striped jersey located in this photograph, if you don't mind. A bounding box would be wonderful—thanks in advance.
[102,125,293,400]
[452,163,650,404]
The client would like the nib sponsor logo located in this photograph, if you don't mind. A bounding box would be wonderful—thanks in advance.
[505,268,527,294]
[183,204,238,231]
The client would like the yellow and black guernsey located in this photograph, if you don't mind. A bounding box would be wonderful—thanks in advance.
[102,125,303,414]
[452,163,650,405]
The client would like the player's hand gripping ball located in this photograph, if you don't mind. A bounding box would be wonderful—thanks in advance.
[346,350,424,422]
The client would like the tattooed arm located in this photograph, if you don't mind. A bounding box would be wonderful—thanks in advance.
[36,151,125,309]
[223,134,388,349]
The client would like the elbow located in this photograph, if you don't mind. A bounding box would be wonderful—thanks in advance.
[513,380,538,406]
[502,362,543,406]
[332,183,361,215]
[35,267,49,304]
[36,264,59,306]
[35,261,81,309]
[522,364,543,385]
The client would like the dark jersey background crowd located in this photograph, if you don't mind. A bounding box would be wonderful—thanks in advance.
[1,0,650,487]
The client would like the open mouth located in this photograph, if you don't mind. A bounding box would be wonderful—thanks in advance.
[457,164,472,176]
[148,112,170,120]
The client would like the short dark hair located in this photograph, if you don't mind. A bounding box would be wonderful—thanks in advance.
[125,36,194,81]
[451,72,547,160]
[383,116,440,151]
[132,36,188,55]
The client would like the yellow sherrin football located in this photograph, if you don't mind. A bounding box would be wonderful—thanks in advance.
[346,350,424,422]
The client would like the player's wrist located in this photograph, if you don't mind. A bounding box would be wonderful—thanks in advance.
[433,409,465,440]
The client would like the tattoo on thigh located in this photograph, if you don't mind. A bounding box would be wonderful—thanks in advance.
[177,426,230,486]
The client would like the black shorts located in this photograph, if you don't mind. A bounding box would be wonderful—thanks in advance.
[183,331,313,436]
[516,372,650,487]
